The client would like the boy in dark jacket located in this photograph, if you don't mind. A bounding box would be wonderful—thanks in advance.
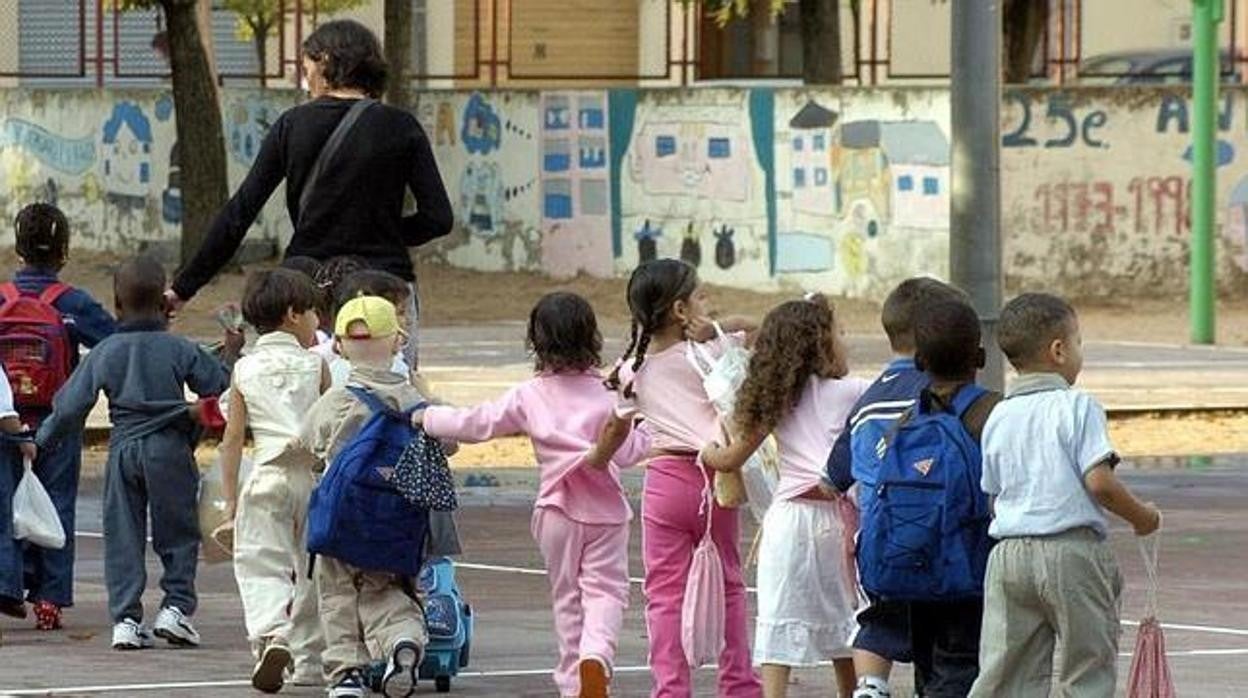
[36,255,226,650]
[3,203,115,630]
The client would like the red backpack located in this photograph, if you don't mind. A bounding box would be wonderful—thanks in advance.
[0,282,73,411]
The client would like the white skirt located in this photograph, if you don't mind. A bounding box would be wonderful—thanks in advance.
[753,497,859,666]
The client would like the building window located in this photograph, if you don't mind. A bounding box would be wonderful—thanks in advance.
[656,135,676,157]
[793,136,803,152]
[793,168,806,188]
[898,175,914,192]
[814,168,828,186]
[708,137,731,159]
[813,134,826,151]
[923,176,940,195]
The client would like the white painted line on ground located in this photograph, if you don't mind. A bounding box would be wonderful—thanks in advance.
[73,532,1248,641]
[10,650,1248,696]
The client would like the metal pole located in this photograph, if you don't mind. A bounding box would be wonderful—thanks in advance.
[950,0,1004,391]
[1191,0,1223,344]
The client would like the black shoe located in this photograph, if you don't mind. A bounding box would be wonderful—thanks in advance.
[0,597,27,620]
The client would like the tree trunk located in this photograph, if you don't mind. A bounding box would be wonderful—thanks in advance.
[800,0,841,84]
[250,20,270,87]
[1002,0,1048,84]
[384,0,413,109]
[163,0,229,264]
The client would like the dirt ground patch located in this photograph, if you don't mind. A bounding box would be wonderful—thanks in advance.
[12,248,1248,346]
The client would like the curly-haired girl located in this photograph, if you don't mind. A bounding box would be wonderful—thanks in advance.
[703,295,870,698]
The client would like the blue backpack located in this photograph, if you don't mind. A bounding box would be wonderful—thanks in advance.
[307,386,430,577]
[858,384,993,601]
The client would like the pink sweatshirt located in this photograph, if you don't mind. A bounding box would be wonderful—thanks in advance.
[616,332,743,453]
[422,369,650,525]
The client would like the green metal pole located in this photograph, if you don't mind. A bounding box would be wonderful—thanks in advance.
[1191,0,1223,344]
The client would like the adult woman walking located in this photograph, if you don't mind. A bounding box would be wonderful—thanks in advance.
[166,19,452,366]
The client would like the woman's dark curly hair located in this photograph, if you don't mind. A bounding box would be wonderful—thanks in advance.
[527,292,602,373]
[303,20,388,98]
[735,294,848,435]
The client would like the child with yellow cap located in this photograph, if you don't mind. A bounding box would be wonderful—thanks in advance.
[298,295,431,698]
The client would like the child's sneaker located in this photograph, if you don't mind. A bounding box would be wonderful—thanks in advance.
[327,669,367,698]
[578,655,610,698]
[853,676,892,698]
[32,600,62,631]
[251,637,292,693]
[111,618,154,650]
[152,606,200,647]
[380,638,421,698]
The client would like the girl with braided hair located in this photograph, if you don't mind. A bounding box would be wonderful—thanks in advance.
[601,259,761,698]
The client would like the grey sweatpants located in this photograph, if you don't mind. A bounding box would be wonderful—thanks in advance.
[969,528,1123,698]
[103,430,201,623]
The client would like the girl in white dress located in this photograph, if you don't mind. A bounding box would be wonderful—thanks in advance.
[703,295,869,698]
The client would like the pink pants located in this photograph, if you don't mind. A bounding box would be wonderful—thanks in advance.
[642,456,762,698]
[532,507,631,697]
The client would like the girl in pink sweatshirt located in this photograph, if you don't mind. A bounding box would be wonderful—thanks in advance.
[603,259,762,698]
[416,292,649,698]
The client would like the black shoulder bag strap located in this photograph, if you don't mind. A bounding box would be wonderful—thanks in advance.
[298,98,375,225]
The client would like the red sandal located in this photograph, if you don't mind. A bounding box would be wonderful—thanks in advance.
[33,600,62,631]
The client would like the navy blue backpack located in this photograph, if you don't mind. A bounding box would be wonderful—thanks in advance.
[307,386,430,577]
[858,384,993,601]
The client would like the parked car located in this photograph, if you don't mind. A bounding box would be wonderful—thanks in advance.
[1078,49,1241,85]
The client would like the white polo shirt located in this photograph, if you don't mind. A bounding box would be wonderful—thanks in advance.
[981,379,1115,539]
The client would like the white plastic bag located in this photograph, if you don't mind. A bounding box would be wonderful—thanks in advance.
[197,452,253,564]
[13,457,65,550]
[686,324,779,520]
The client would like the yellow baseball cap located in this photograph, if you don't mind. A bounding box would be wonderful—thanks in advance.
[335,295,400,339]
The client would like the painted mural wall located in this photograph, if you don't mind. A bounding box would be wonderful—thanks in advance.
[5,86,1248,301]
[0,90,297,256]
[1001,87,1248,295]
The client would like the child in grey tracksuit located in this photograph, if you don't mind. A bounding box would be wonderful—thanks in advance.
[36,255,227,650]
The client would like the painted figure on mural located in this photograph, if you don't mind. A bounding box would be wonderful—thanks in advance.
[436,101,457,146]
[714,225,735,269]
[460,161,506,236]
[228,95,276,166]
[680,222,702,267]
[635,219,660,265]
[462,93,502,156]
[100,101,154,231]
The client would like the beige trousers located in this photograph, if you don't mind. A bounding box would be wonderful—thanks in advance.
[317,556,428,682]
[233,464,324,676]
[969,528,1124,698]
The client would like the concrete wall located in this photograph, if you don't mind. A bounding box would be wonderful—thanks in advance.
[3,85,1247,300]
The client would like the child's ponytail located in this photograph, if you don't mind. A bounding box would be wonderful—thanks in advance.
[604,319,640,392]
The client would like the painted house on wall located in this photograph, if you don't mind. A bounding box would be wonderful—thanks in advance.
[789,100,838,215]
[832,120,950,234]
[101,101,153,208]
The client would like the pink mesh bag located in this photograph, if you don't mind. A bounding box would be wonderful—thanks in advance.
[1127,527,1175,698]
[682,464,726,668]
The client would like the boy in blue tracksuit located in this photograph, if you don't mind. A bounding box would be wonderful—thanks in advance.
[37,255,227,650]
[825,278,975,698]
[3,203,116,631]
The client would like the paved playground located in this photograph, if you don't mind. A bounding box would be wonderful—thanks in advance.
[1,325,1247,696]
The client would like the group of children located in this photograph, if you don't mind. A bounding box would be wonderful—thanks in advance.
[0,199,1161,698]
